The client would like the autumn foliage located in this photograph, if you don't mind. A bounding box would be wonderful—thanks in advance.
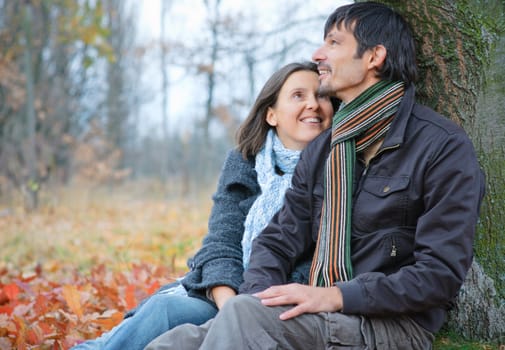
[0,185,211,349]
[0,263,177,349]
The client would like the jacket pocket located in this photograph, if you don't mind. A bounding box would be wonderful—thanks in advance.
[362,175,409,197]
[380,229,415,272]
[351,227,415,275]
[353,175,410,233]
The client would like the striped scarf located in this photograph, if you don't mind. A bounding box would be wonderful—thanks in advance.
[309,80,405,287]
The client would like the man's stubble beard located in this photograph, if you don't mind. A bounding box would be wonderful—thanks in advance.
[317,84,337,99]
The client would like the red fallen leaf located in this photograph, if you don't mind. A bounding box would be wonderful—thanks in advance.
[62,285,83,318]
[33,294,50,316]
[0,304,13,316]
[146,280,160,295]
[4,282,20,301]
[124,284,136,310]
[26,324,43,345]
[0,290,8,305]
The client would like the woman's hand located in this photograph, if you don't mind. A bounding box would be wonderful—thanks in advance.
[210,285,237,310]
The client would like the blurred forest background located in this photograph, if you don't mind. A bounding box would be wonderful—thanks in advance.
[0,0,504,348]
[0,0,348,208]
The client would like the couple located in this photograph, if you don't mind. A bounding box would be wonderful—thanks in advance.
[76,2,485,349]
[72,59,336,349]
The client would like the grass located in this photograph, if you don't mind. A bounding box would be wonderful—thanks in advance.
[0,181,503,349]
[0,181,213,278]
[434,329,503,349]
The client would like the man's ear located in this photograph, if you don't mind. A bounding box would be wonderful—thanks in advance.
[369,44,387,71]
[266,107,277,126]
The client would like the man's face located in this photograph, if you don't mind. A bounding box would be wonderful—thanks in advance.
[312,23,379,104]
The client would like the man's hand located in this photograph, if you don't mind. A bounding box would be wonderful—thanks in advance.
[253,283,343,320]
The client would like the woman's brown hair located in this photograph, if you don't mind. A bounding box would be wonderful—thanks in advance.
[236,62,332,159]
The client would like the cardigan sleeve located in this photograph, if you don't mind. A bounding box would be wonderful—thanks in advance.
[181,149,260,296]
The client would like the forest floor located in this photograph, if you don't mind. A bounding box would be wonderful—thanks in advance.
[0,183,502,349]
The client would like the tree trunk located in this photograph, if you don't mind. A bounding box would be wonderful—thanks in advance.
[22,0,38,211]
[202,0,221,145]
[369,0,505,341]
[160,0,172,182]
[446,260,505,340]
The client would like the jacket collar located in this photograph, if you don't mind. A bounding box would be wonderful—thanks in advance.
[381,83,416,149]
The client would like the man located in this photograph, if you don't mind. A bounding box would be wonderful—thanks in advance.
[146,2,485,349]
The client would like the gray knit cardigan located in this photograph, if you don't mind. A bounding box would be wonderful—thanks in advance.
[182,149,312,303]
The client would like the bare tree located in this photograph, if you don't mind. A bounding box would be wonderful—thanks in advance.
[159,0,174,180]
[21,0,38,210]
[0,0,119,205]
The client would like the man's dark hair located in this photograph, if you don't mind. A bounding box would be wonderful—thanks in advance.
[325,1,418,85]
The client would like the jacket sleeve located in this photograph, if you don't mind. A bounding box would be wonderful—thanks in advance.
[181,149,260,295]
[240,141,320,294]
[338,129,485,316]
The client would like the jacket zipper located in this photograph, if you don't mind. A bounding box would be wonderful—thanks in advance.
[390,236,397,257]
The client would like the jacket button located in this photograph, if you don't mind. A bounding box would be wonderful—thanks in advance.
[383,186,391,193]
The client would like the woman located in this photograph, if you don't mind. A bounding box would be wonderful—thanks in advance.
[71,61,334,350]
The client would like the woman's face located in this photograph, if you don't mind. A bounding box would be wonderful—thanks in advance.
[266,70,333,150]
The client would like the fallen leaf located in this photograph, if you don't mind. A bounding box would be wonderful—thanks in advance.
[124,284,136,310]
[3,283,19,301]
[62,285,83,318]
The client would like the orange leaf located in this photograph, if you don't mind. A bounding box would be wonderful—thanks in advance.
[146,280,160,295]
[62,285,83,318]
[124,284,136,310]
[92,310,123,330]
[12,315,27,350]
[3,283,19,301]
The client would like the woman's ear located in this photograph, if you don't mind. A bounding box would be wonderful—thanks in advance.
[266,107,278,127]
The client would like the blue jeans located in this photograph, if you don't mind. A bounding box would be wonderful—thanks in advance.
[71,284,218,350]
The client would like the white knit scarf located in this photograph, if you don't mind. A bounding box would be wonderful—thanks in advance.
[242,129,301,268]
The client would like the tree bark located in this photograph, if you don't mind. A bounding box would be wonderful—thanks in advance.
[446,260,505,340]
[366,0,505,341]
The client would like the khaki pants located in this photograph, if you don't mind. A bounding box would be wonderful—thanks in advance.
[145,294,434,350]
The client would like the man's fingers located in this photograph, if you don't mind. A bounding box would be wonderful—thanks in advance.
[253,287,278,299]
[279,304,306,320]
[259,292,295,307]
[253,284,292,299]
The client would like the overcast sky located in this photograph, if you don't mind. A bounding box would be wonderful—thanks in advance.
[136,0,353,135]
